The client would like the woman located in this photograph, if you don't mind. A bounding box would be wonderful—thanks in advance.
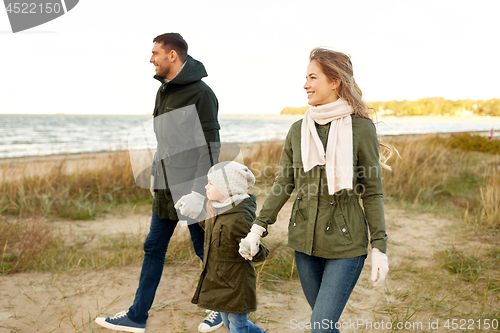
[240,47,392,332]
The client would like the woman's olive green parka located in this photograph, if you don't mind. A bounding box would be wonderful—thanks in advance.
[254,115,388,259]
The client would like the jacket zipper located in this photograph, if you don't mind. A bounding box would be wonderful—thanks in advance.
[219,224,223,246]
[160,159,168,199]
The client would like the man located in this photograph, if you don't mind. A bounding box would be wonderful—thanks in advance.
[95,33,223,333]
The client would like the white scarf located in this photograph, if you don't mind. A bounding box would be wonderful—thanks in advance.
[301,98,354,195]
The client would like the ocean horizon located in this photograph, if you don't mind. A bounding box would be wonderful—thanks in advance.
[1,113,499,159]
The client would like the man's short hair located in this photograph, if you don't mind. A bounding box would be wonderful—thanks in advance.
[153,33,188,62]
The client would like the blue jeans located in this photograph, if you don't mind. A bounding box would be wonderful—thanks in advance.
[220,312,267,333]
[127,212,204,324]
[294,251,366,333]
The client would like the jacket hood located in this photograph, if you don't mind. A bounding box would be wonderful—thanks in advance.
[154,55,208,86]
[218,194,257,218]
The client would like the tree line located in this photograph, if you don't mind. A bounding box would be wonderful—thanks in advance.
[280,98,500,117]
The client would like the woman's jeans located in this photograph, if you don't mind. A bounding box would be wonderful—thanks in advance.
[295,251,366,333]
[220,312,267,333]
[127,212,204,324]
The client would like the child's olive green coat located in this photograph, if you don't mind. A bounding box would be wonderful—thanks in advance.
[191,194,268,314]
[254,115,388,258]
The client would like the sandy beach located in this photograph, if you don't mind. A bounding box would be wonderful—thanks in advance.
[0,195,459,333]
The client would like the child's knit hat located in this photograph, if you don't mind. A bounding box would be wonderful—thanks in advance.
[207,161,255,199]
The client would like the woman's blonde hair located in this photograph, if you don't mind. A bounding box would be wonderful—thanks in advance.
[309,47,397,170]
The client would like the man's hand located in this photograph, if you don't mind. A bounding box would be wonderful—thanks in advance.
[239,224,266,260]
[174,191,205,219]
[371,247,389,287]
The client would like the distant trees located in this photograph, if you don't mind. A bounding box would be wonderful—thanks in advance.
[280,98,500,117]
[279,106,310,115]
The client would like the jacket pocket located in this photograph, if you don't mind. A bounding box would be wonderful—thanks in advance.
[334,213,353,245]
[215,263,241,289]
[216,269,236,289]
[289,196,307,246]
[325,202,354,246]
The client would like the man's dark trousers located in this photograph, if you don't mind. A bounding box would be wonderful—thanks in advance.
[127,212,204,324]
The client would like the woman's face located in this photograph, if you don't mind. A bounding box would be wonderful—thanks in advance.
[304,60,339,106]
[205,180,226,203]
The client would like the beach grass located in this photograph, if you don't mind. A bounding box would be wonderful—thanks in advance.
[1,133,500,331]
[0,150,151,219]
[382,135,500,230]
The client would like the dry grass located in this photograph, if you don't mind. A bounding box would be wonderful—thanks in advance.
[0,151,150,219]
[0,215,52,274]
[479,165,500,228]
[381,135,499,229]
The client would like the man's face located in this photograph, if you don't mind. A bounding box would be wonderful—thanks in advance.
[150,42,171,77]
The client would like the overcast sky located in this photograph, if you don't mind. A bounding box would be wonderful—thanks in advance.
[0,0,499,115]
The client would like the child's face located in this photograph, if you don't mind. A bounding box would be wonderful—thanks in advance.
[205,180,226,203]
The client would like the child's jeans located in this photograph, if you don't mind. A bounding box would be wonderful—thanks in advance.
[220,312,267,333]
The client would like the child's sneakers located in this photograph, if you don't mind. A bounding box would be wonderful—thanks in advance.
[95,311,146,333]
[198,310,224,332]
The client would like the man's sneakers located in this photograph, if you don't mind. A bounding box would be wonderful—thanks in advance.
[95,311,146,333]
[95,309,222,333]
[198,310,223,332]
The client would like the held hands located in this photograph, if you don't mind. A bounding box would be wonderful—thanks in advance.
[174,191,205,219]
[238,224,266,260]
[239,239,260,260]
[371,247,389,287]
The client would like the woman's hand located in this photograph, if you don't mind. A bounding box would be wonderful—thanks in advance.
[371,247,389,287]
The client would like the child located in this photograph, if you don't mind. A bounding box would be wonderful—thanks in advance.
[191,161,268,333]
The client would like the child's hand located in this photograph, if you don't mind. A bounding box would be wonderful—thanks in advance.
[239,224,266,260]
[239,239,261,260]
[238,239,253,260]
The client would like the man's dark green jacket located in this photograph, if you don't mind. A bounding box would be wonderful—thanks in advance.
[151,55,220,220]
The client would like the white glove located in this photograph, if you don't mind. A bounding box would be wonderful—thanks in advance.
[150,175,155,196]
[239,239,253,260]
[174,191,205,219]
[371,247,389,287]
[239,238,260,260]
[239,224,266,260]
